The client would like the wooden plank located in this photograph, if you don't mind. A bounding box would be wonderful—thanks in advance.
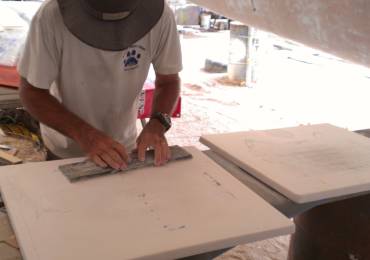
[0,87,18,95]
[0,150,22,165]
[0,147,294,260]
[201,124,370,203]
[0,86,21,109]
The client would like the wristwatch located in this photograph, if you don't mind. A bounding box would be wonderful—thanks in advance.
[150,112,172,132]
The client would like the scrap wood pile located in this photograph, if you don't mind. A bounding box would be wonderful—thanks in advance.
[0,108,46,165]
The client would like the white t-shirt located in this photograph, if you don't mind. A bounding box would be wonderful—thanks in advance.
[17,0,182,158]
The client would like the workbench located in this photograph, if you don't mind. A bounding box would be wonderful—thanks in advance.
[204,128,370,260]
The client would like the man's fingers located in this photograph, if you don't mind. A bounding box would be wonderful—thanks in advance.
[162,141,170,162]
[154,143,163,166]
[100,153,121,170]
[160,138,170,161]
[92,155,107,168]
[113,143,130,163]
[137,142,147,162]
[107,148,128,169]
[166,144,171,161]
[137,135,169,166]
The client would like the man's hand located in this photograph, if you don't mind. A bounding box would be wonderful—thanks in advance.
[136,72,179,166]
[137,119,170,166]
[77,128,129,170]
[19,78,130,170]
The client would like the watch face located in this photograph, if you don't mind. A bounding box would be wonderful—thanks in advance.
[161,113,171,131]
[163,113,171,125]
[152,112,171,131]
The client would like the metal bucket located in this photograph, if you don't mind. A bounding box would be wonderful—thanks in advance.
[228,21,249,84]
[200,13,211,29]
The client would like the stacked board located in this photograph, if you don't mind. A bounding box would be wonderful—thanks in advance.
[0,147,293,260]
[201,124,370,203]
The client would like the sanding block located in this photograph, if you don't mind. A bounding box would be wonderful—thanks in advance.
[59,145,192,182]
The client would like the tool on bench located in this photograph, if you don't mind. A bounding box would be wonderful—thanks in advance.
[59,145,192,182]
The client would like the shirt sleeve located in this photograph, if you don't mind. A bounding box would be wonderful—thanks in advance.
[17,6,60,90]
[151,4,183,75]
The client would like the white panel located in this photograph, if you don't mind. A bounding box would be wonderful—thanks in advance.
[201,124,370,203]
[0,147,293,260]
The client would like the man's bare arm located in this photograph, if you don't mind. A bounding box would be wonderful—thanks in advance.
[152,73,181,115]
[136,73,180,165]
[19,78,128,169]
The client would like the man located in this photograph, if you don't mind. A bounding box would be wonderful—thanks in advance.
[18,0,182,169]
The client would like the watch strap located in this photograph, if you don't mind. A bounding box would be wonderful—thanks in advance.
[150,112,171,132]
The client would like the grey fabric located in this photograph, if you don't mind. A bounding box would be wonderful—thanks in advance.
[57,0,164,51]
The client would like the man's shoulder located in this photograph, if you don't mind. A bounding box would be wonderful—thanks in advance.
[160,3,175,24]
[33,0,60,23]
[151,2,175,32]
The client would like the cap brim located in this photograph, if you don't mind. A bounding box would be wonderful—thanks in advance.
[57,0,164,51]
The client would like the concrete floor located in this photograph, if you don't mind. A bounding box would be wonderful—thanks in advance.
[168,30,370,148]
[166,29,370,259]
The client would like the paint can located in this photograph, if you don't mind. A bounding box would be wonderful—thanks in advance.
[288,193,370,260]
[214,19,229,30]
[200,12,211,30]
[228,21,252,86]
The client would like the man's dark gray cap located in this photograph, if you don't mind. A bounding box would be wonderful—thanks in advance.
[57,0,164,51]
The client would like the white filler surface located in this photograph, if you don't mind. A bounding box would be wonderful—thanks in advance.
[0,147,293,260]
[201,124,370,203]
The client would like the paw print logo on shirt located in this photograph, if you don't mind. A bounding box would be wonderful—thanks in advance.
[123,49,141,70]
